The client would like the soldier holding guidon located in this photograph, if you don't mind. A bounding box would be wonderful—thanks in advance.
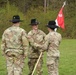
[28,19,46,75]
[33,21,62,75]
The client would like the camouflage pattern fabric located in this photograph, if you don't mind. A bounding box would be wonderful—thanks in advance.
[28,57,43,75]
[28,29,46,75]
[6,55,24,75]
[47,56,59,75]
[28,29,46,58]
[1,25,29,75]
[34,31,62,75]
[43,31,62,57]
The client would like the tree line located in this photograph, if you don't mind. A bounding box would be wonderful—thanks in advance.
[0,0,75,12]
[0,0,76,38]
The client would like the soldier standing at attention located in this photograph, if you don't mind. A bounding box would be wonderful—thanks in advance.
[34,21,62,75]
[28,19,46,75]
[1,15,29,75]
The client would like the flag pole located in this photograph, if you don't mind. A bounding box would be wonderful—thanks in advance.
[31,52,43,75]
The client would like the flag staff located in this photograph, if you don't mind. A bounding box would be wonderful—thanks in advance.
[31,52,43,75]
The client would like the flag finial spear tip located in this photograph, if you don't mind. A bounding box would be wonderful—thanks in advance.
[62,1,66,7]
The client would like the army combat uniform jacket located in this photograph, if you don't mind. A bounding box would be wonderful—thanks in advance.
[43,31,62,57]
[1,25,29,57]
[28,29,46,58]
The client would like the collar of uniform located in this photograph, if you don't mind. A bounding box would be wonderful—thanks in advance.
[12,25,19,27]
[49,30,54,33]
[32,29,40,34]
[49,31,55,35]
[11,25,20,29]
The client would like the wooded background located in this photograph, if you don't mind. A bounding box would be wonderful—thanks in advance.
[0,0,76,38]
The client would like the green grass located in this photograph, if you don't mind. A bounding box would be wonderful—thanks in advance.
[0,39,76,75]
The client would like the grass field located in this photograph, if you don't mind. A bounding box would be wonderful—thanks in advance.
[0,39,76,75]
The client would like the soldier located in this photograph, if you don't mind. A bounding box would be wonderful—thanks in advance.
[28,19,46,75]
[1,15,29,75]
[34,21,62,75]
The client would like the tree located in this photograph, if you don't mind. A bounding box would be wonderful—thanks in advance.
[0,0,7,7]
[44,0,47,13]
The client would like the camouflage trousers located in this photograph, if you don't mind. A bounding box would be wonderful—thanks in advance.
[47,56,59,75]
[28,58,43,75]
[5,55,25,75]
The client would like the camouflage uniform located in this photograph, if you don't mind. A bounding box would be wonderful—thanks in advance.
[36,31,62,75]
[1,25,29,75]
[28,29,46,75]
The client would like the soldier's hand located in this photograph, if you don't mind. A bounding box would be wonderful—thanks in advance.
[40,49,45,52]
[27,36,34,43]
[27,36,31,39]
[34,43,42,48]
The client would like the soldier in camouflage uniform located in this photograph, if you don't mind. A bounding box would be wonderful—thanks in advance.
[34,21,62,75]
[1,15,29,75]
[28,19,46,75]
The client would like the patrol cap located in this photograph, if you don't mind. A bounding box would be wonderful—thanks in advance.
[29,19,39,25]
[10,15,23,23]
[46,21,58,29]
